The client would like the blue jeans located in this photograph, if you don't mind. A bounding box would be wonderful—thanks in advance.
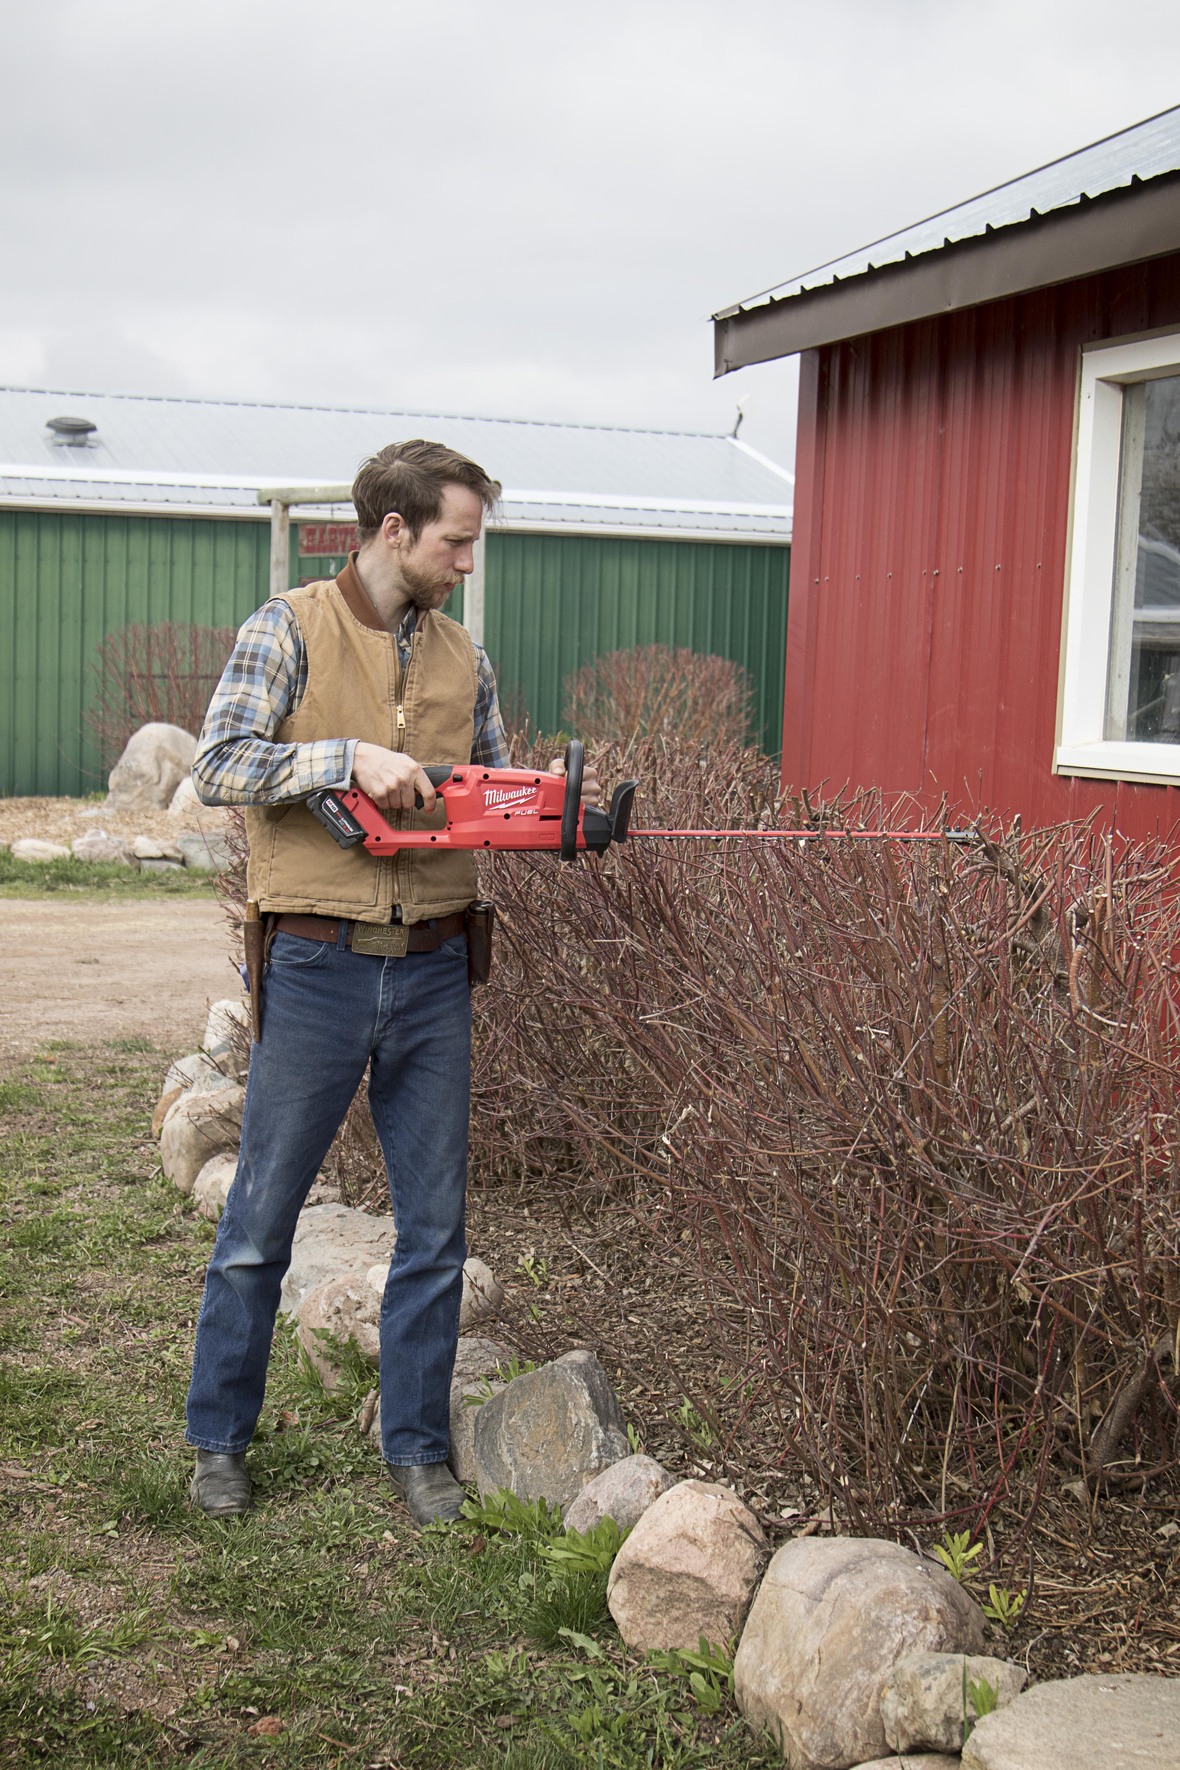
[185,925,471,1466]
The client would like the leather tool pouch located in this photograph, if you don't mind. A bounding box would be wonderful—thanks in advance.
[243,902,268,1043]
[465,900,495,988]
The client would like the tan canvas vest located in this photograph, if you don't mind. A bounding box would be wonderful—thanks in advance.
[246,567,478,923]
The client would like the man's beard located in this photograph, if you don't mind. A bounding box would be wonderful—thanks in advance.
[401,555,457,611]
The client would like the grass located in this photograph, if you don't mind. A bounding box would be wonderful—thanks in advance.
[0,849,215,899]
[0,1039,779,1769]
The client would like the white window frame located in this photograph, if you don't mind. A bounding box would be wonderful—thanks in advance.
[1056,330,1180,785]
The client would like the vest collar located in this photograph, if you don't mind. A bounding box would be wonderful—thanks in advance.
[336,551,421,640]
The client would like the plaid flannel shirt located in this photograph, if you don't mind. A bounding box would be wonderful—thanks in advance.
[193,598,511,805]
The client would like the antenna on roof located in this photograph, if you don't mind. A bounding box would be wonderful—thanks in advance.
[731,403,744,438]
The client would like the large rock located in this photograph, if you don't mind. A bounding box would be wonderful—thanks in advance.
[10,838,71,862]
[460,1256,504,1329]
[107,723,196,811]
[279,1203,397,1316]
[177,830,235,873]
[445,1335,516,1480]
[202,998,249,1071]
[734,1537,987,1770]
[364,1254,504,1333]
[298,1274,382,1390]
[192,1153,238,1222]
[168,776,232,826]
[881,1651,1027,1754]
[132,834,185,862]
[961,1673,1180,1770]
[852,1758,960,1769]
[163,1051,239,1098]
[71,830,139,867]
[607,1479,768,1653]
[160,1084,246,1194]
[564,1454,675,1534]
[473,1349,630,1506]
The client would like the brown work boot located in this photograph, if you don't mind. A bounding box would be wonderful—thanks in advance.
[190,1451,252,1518]
[386,1461,465,1527]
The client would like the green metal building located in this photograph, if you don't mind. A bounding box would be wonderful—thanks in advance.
[0,391,792,796]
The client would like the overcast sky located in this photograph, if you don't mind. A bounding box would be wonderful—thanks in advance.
[2,0,1177,475]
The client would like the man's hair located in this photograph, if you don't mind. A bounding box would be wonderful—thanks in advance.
[351,439,500,542]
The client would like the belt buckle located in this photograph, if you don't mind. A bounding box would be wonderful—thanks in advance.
[351,921,410,957]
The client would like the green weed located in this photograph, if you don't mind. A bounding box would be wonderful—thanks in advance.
[932,1529,984,1582]
[982,1583,1026,1630]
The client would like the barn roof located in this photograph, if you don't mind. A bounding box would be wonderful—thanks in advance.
[0,387,792,542]
[714,103,1180,372]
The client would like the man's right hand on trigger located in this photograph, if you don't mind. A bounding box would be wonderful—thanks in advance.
[352,743,437,815]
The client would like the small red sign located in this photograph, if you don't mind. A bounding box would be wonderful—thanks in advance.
[299,522,359,556]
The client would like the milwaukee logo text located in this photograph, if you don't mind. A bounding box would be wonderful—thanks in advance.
[485,786,537,807]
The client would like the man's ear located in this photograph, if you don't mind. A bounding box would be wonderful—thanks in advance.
[381,510,410,547]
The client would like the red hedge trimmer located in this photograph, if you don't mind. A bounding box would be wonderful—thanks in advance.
[306,741,970,858]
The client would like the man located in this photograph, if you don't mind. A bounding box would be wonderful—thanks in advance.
[185,438,594,1526]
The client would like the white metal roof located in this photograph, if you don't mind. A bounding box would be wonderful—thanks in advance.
[717,102,1180,318]
[0,388,792,541]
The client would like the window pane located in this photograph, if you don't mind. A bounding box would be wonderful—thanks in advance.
[1107,373,1180,743]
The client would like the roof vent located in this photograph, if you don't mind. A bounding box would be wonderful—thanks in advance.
[46,414,98,446]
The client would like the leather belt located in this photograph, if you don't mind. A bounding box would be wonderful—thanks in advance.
[273,911,467,957]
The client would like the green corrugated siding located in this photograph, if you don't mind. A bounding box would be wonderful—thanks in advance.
[484,532,789,756]
[3,514,788,798]
[0,510,270,796]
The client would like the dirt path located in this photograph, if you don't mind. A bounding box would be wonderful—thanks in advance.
[0,899,236,1062]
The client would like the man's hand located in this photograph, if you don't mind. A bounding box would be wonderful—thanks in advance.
[352,742,437,814]
[548,753,601,807]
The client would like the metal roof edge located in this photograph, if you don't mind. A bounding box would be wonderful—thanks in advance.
[0,493,266,520]
[495,519,791,544]
[714,169,1180,372]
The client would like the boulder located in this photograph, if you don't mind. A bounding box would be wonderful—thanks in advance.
[460,1256,504,1329]
[734,1537,987,1770]
[159,1084,246,1194]
[10,838,71,862]
[961,1673,1180,1770]
[450,1376,506,1483]
[132,834,185,862]
[473,1349,630,1506]
[202,999,249,1069]
[606,1479,768,1653]
[279,1203,397,1316]
[192,1153,238,1222]
[177,830,235,873]
[70,830,139,867]
[452,1335,517,1387]
[852,1758,961,1769]
[168,776,232,826]
[446,1335,517,1479]
[364,1255,504,1333]
[163,1051,238,1098]
[151,1085,186,1139]
[107,723,196,812]
[564,1454,675,1534]
[881,1651,1027,1754]
[298,1273,382,1390]
[139,857,185,873]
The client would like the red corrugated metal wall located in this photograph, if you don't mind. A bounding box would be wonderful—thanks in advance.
[783,253,1180,839]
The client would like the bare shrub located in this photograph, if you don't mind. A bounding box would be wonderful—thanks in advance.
[213,733,1180,1540]
[86,621,237,764]
[564,643,754,749]
[472,735,1180,1538]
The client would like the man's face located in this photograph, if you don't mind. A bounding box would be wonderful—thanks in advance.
[397,484,485,611]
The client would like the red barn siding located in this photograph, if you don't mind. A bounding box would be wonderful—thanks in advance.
[783,253,1180,839]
